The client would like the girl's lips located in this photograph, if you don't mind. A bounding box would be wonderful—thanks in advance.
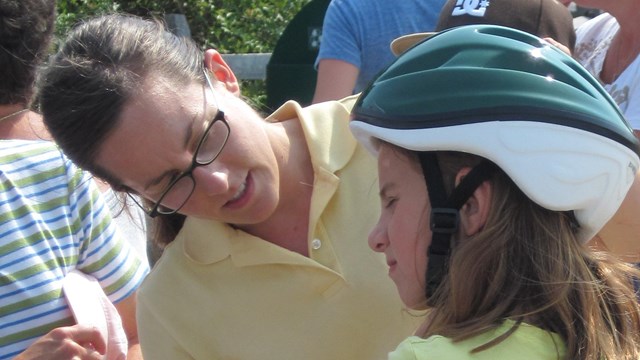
[387,259,397,274]
[224,172,252,209]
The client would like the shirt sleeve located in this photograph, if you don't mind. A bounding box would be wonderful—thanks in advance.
[314,0,363,69]
[622,88,640,130]
[63,157,149,304]
[387,335,468,359]
[388,337,421,360]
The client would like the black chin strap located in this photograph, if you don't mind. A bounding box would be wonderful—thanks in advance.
[418,153,497,303]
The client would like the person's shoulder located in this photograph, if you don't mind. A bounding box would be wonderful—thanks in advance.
[0,139,64,167]
[326,0,388,18]
[576,12,617,35]
[0,139,57,154]
[389,321,565,359]
[389,335,472,359]
[328,0,371,9]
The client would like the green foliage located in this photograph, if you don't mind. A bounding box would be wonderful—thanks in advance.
[55,0,312,109]
[55,0,121,40]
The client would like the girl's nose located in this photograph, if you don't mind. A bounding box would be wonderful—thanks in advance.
[368,220,389,253]
[192,164,229,196]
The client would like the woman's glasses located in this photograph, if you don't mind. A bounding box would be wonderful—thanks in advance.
[131,70,230,217]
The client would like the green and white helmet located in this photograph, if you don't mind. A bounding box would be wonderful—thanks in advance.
[351,25,640,244]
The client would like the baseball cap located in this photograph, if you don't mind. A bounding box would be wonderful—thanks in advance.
[391,0,576,55]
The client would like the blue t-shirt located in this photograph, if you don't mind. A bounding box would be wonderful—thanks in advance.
[316,0,446,93]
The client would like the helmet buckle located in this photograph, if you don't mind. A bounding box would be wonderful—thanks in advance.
[430,208,459,235]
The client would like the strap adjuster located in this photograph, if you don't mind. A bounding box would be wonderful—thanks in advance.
[430,208,459,234]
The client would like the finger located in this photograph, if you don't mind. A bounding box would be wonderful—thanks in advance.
[70,349,103,360]
[83,346,105,360]
[66,324,107,355]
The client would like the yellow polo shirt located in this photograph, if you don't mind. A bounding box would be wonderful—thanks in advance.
[137,97,421,359]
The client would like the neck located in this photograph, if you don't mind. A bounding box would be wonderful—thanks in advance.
[0,104,50,140]
[0,104,27,118]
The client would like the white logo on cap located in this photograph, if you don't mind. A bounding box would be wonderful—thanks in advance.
[451,0,490,17]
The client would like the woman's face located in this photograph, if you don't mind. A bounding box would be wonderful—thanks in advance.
[369,144,431,309]
[96,73,281,225]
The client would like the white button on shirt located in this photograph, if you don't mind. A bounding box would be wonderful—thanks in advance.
[311,239,322,250]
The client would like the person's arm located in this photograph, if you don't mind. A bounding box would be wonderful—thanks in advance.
[312,59,360,103]
[14,325,106,360]
[114,293,143,360]
[312,0,361,103]
[66,161,149,358]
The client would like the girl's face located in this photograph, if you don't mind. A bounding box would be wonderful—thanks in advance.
[96,73,281,225]
[369,144,431,309]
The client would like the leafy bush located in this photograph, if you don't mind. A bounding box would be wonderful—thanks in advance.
[55,0,311,110]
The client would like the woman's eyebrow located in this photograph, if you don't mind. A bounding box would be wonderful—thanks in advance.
[143,114,198,191]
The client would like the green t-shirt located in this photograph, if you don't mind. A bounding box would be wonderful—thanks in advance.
[389,320,566,359]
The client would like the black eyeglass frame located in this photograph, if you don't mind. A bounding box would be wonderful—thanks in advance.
[129,70,230,217]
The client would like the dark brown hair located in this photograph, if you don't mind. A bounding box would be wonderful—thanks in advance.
[38,14,202,246]
[420,150,640,359]
[0,0,56,105]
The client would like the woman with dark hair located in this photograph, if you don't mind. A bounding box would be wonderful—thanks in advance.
[38,13,418,359]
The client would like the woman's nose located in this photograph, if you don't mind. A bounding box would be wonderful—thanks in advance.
[192,163,229,196]
[368,221,388,252]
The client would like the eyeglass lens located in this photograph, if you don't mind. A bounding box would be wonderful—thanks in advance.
[154,118,229,213]
[133,69,229,217]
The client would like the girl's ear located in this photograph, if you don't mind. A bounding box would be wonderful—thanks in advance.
[456,167,492,236]
[203,49,240,96]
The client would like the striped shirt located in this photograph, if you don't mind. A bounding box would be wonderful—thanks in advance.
[0,140,148,359]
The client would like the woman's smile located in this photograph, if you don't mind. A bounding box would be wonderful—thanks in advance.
[224,171,253,209]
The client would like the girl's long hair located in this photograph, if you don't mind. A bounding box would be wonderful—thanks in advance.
[421,151,640,359]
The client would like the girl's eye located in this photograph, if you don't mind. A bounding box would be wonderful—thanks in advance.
[384,198,397,209]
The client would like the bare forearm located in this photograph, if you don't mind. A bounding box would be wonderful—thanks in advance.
[127,342,144,360]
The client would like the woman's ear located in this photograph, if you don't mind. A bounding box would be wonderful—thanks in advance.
[456,167,492,236]
[203,49,240,96]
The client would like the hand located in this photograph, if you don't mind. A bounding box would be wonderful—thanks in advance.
[14,324,106,360]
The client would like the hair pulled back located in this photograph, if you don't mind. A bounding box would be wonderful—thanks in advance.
[39,13,203,177]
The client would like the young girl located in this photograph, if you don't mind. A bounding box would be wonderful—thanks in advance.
[350,25,640,359]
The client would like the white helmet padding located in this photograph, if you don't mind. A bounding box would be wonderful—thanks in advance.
[351,120,639,242]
